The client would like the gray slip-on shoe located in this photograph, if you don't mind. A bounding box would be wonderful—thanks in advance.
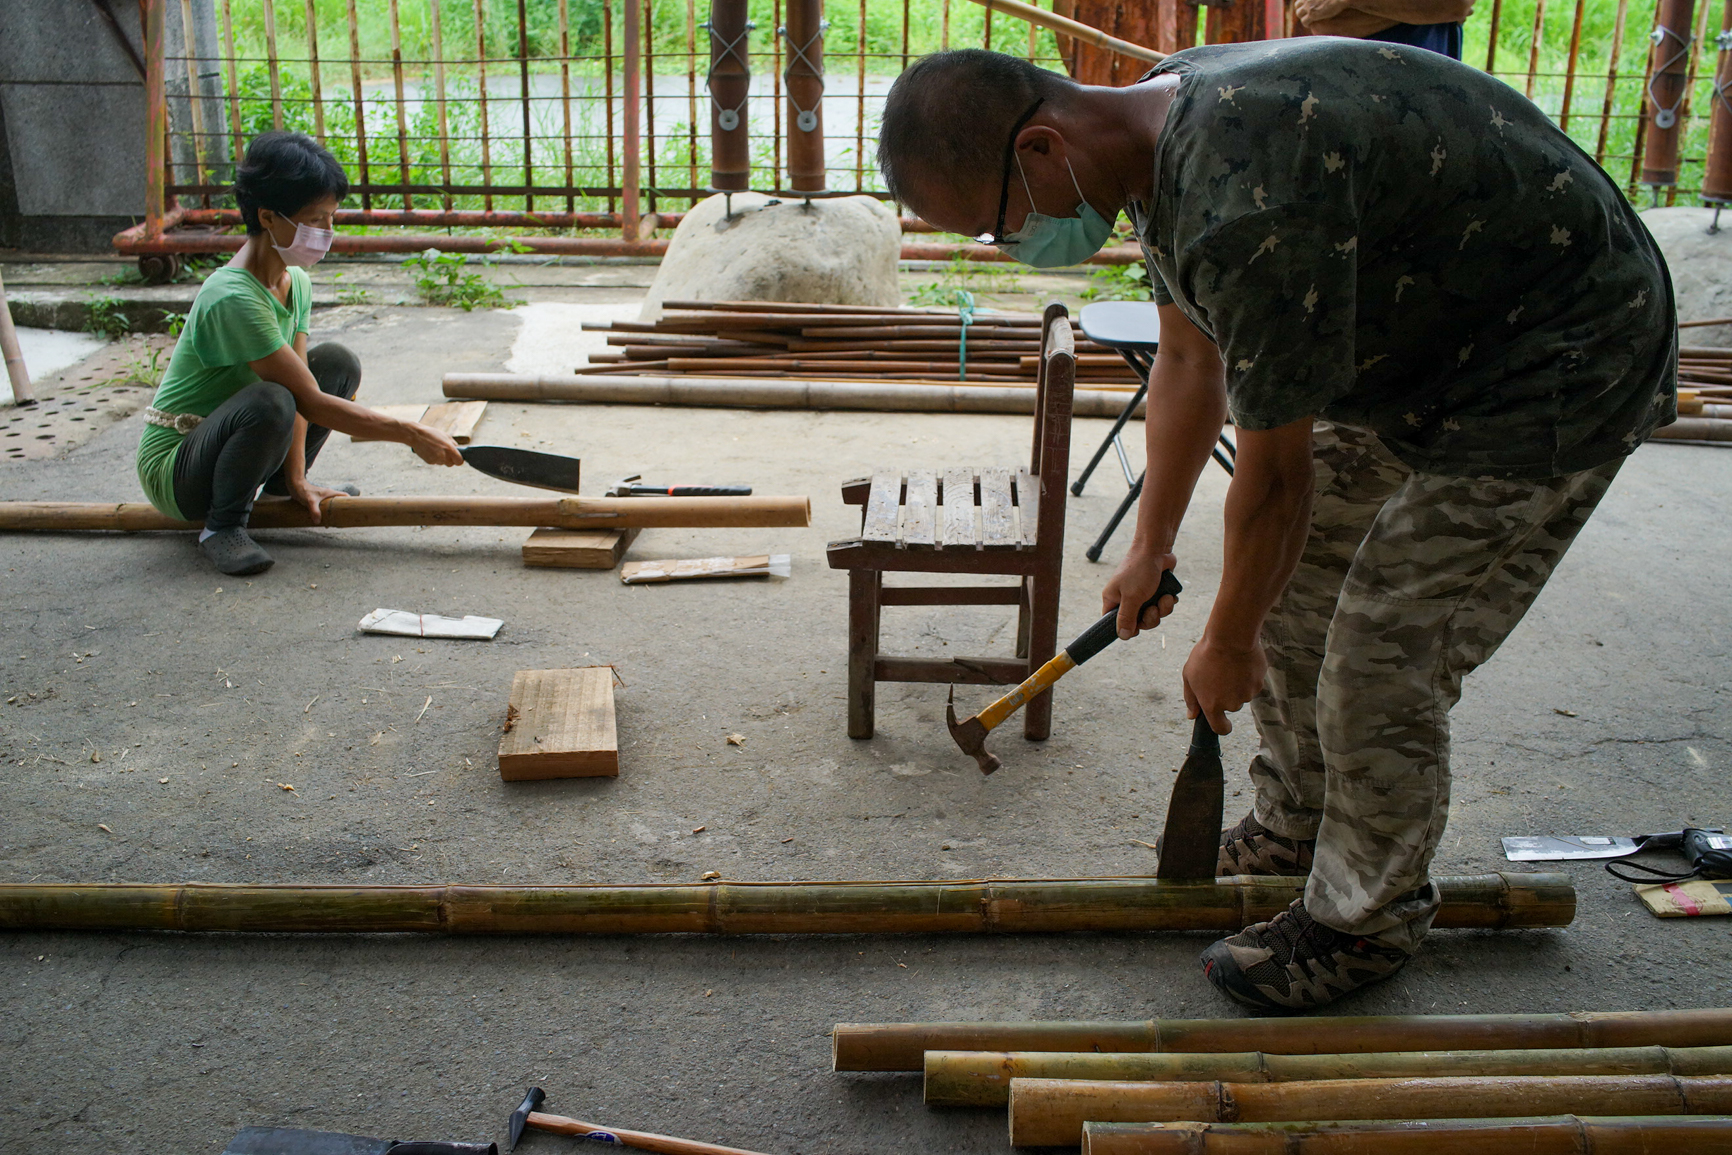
[200,527,274,575]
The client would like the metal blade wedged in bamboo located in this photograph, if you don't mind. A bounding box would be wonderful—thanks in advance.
[0,872,1565,936]
[0,494,813,534]
[1079,1115,1732,1155]
[923,1044,1732,1107]
[832,1007,1732,1073]
[1009,1074,1732,1146]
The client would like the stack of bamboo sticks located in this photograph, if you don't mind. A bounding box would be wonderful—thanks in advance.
[832,1008,1732,1151]
[1662,345,1732,442]
[577,299,1144,387]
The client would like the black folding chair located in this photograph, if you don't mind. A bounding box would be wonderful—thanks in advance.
[1074,301,1236,562]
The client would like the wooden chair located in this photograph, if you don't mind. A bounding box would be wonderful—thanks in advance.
[826,302,1077,740]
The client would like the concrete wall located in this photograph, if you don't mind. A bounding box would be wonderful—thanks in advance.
[0,0,225,253]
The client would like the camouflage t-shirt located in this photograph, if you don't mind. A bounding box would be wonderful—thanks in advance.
[1125,38,1676,480]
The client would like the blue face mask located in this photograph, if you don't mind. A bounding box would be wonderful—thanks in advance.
[996,156,1115,269]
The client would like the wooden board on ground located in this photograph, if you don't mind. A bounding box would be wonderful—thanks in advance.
[498,667,619,780]
[521,526,640,569]
[347,404,428,442]
[421,399,488,442]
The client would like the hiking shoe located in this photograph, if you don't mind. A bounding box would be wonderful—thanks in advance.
[1218,813,1316,877]
[1200,899,1412,1012]
[200,527,274,575]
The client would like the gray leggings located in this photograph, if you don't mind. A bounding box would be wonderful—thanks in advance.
[172,342,360,531]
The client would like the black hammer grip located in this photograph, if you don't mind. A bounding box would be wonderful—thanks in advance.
[1064,569,1183,667]
[621,484,754,497]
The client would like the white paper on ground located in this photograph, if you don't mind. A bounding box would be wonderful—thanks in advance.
[358,608,504,639]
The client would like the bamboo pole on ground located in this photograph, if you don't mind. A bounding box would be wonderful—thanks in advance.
[832,1007,1732,1072]
[1651,417,1732,441]
[923,1044,1732,1107]
[1079,1115,1732,1155]
[440,374,1152,418]
[0,873,1567,935]
[1009,1074,1732,1146]
[0,494,813,533]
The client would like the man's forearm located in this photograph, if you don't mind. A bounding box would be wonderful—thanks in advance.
[1344,0,1471,23]
[1205,424,1315,650]
[1130,351,1230,557]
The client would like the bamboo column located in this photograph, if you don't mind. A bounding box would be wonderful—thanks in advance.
[1642,0,1698,189]
[0,494,813,532]
[833,1007,1732,1072]
[0,873,1564,935]
[0,266,33,406]
[782,0,826,192]
[1080,1116,1732,1155]
[707,0,752,190]
[144,0,167,237]
[923,1044,1732,1107]
[623,0,643,238]
[1009,1074,1732,1146]
[1702,0,1732,205]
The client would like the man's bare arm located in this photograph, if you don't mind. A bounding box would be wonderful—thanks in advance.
[1295,0,1471,33]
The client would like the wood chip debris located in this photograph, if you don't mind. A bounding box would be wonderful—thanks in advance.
[726,733,745,746]
[701,871,721,880]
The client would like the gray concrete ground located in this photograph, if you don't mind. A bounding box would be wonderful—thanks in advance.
[1,281,1729,1154]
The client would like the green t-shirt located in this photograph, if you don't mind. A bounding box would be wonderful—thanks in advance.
[135,265,311,518]
[1127,39,1676,480]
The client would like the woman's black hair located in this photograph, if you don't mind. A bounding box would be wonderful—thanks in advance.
[232,131,349,234]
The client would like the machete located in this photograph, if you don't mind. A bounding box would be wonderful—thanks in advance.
[458,445,583,493]
[1155,713,1225,880]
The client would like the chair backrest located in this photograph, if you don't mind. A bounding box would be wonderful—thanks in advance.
[1030,302,1075,552]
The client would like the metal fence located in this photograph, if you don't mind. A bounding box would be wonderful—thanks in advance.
[117,0,1732,270]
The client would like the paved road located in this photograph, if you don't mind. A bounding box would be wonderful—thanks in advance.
[2,300,1728,1153]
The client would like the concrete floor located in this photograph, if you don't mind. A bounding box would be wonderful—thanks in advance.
[1,292,1729,1154]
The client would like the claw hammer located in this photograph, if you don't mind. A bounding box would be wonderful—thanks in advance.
[946,570,1182,774]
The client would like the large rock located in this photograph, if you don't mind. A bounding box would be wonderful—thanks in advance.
[640,191,901,320]
[1641,206,1732,347]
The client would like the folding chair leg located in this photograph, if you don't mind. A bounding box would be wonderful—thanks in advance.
[1085,472,1145,563]
[1022,567,1060,742]
[1070,380,1149,497]
[847,568,881,739]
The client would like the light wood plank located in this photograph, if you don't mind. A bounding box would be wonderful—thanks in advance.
[940,468,977,549]
[863,472,902,543]
[346,404,428,442]
[498,667,619,780]
[422,399,488,443]
[1015,466,1040,547]
[978,468,1016,547]
[521,526,640,569]
[902,470,936,547]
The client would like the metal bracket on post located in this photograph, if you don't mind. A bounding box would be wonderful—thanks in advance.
[778,20,829,132]
[702,18,755,132]
[1647,23,1694,131]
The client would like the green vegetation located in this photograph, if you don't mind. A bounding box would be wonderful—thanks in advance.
[402,248,519,310]
[1079,261,1152,302]
[83,296,132,340]
[906,250,1025,305]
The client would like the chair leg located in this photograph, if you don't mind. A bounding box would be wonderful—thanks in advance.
[847,567,880,739]
[1022,566,1060,742]
[1015,576,1032,660]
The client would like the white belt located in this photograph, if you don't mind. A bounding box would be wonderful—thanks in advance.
[144,407,202,435]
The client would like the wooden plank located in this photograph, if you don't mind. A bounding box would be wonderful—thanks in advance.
[978,468,1016,547]
[940,468,977,549]
[498,668,619,780]
[902,470,937,547]
[863,472,902,544]
[1015,466,1039,547]
[521,527,640,569]
[421,399,488,443]
[346,404,428,442]
[879,584,1022,606]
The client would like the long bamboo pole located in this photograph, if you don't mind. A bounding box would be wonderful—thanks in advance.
[0,873,1565,935]
[1012,1075,1732,1147]
[0,267,34,405]
[833,1007,1732,1073]
[262,0,285,129]
[0,494,812,533]
[144,0,167,237]
[962,0,1166,63]
[1080,1116,1732,1155]
[304,0,327,142]
[925,1044,1732,1107]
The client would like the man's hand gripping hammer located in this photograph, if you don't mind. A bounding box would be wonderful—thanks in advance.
[946,570,1182,774]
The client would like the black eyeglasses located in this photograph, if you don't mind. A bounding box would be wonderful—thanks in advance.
[983,97,1046,246]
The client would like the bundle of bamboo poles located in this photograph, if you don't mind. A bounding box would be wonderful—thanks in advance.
[576,299,1144,387]
[830,1007,1732,1151]
[1658,345,1732,442]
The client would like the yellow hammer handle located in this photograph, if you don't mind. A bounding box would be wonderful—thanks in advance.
[976,652,1077,732]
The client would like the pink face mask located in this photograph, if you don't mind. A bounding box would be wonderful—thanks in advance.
[269,220,335,267]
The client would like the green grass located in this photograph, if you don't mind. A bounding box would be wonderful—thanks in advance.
[197,0,1720,213]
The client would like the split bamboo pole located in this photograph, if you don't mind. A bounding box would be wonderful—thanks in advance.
[923,1044,1732,1107]
[0,494,813,533]
[1009,1074,1732,1146]
[832,1007,1732,1073]
[0,873,1566,936]
[440,373,1151,418]
[1079,1115,1732,1155]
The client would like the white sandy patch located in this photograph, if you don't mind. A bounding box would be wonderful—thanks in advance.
[2,328,110,403]
[504,301,643,377]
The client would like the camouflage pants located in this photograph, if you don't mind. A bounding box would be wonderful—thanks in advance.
[1249,421,1622,952]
